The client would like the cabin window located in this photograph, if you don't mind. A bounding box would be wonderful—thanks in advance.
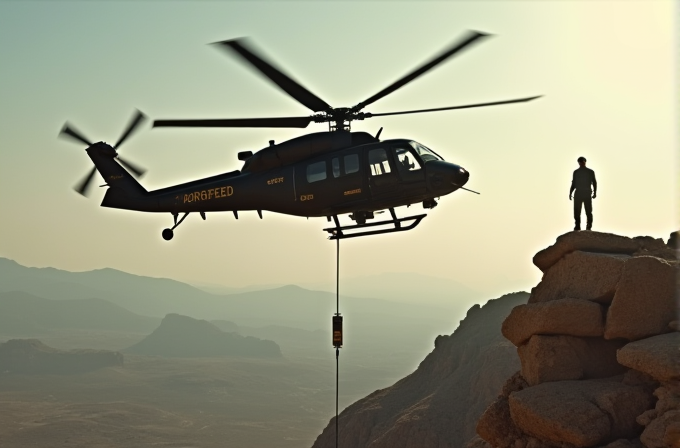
[332,158,340,178]
[344,154,359,175]
[395,146,422,173]
[368,148,392,176]
[307,161,327,183]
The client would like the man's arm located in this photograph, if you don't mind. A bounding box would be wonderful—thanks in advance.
[591,170,597,198]
[569,174,576,200]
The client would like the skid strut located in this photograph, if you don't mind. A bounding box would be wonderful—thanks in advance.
[324,209,426,240]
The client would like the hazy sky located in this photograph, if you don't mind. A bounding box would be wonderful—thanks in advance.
[0,1,676,299]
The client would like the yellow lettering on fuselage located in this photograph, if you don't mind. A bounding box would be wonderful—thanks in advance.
[267,177,284,185]
[183,186,233,204]
[300,194,314,201]
[343,188,361,196]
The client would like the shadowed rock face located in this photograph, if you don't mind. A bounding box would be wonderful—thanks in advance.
[0,339,123,374]
[311,292,529,448]
[125,313,282,358]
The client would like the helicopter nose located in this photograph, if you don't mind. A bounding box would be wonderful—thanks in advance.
[452,166,469,188]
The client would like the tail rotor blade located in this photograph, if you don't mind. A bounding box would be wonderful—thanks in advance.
[74,167,97,196]
[117,156,146,178]
[60,123,93,146]
[114,110,147,149]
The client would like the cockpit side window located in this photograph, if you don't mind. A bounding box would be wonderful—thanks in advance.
[409,141,442,162]
[394,146,422,173]
[368,148,392,176]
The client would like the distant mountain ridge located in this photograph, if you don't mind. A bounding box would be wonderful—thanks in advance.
[125,314,281,358]
[0,291,160,334]
[195,272,484,309]
[0,339,123,374]
[0,257,469,333]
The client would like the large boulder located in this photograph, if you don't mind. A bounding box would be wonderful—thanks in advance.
[476,372,528,448]
[533,232,674,273]
[617,333,680,382]
[529,251,629,304]
[508,379,654,447]
[502,298,604,346]
[640,410,680,448]
[533,232,640,272]
[604,256,678,341]
[517,335,626,386]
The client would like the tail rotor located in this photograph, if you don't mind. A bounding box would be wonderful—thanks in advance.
[59,110,148,197]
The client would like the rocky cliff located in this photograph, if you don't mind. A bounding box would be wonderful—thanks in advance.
[311,291,529,448]
[475,231,679,448]
[310,231,678,448]
[125,313,282,358]
[0,339,123,374]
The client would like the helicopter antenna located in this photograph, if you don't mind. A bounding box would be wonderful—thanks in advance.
[455,185,480,194]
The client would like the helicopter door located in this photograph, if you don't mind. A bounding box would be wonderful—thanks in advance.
[330,152,367,205]
[367,147,398,201]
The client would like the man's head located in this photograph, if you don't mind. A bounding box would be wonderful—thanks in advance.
[577,156,586,167]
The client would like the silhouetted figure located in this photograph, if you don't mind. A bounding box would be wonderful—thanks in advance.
[569,157,597,231]
[401,155,415,170]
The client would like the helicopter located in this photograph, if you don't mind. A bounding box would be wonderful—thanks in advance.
[59,30,540,240]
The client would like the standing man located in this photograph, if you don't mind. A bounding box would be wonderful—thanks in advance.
[569,156,597,231]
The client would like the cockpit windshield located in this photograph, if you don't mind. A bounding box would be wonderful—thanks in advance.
[409,141,443,162]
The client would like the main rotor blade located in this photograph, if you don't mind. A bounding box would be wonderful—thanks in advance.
[214,39,331,113]
[153,116,313,129]
[74,167,97,196]
[366,96,542,118]
[114,110,147,149]
[354,31,491,111]
[59,123,93,146]
[117,156,146,178]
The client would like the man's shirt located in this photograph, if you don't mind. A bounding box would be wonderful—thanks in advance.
[571,166,597,193]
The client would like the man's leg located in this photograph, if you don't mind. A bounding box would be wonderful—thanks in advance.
[584,196,593,230]
[574,196,582,230]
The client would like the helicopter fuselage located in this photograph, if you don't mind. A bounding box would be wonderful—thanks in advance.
[97,134,470,219]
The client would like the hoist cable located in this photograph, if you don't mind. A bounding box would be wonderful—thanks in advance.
[335,236,340,448]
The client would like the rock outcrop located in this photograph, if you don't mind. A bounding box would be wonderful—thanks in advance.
[476,231,679,448]
[310,292,529,448]
[0,339,123,374]
[125,313,282,358]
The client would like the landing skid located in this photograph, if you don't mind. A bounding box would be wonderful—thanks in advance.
[323,209,426,240]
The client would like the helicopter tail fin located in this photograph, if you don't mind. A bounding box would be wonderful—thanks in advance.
[82,143,158,211]
[85,143,147,196]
